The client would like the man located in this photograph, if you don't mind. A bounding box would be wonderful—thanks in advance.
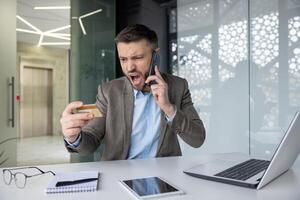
[60,24,205,160]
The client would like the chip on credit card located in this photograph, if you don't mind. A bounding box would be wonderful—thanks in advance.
[73,104,102,117]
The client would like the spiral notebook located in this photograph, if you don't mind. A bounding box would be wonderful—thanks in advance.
[45,171,99,194]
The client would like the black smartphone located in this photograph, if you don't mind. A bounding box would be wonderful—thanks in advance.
[147,51,160,86]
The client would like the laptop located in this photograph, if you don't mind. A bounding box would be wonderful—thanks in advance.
[183,111,300,189]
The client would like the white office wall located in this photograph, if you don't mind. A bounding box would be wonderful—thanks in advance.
[175,0,300,158]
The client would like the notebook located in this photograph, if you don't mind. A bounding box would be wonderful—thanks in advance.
[45,171,99,193]
[184,111,300,189]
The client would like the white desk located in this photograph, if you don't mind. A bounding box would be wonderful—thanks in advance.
[1,154,300,200]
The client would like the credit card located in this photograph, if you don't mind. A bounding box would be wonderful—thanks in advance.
[73,104,102,117]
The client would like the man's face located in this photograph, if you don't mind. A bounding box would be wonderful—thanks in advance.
[117,39,153,91]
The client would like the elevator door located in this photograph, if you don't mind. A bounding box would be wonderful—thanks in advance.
[21,66,53,138]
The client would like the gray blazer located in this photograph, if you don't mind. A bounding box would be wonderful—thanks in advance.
[66,73,205,160]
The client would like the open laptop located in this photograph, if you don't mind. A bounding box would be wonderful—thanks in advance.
[184,111,300,189]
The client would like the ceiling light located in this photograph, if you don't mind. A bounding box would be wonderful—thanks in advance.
[51,33,70,37]
[17,28,70,41]
[34,6,70,10]
[17,15,41,33]
[78,18,86,35]
[38,34,44,46]
[45,25,71,33]
[80,9,102,18]
[78,9,102,35]
[43,33,70,41]
[16,28,39,35]
[40,42,70,46]
[17,15,70,46]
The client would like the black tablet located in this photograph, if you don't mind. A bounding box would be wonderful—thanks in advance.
[120,176,184,199]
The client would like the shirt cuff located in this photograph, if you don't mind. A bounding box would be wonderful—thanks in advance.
[64,134,82,148]
[165,106,177,123]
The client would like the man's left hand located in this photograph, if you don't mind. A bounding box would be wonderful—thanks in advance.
[145,66,175,117]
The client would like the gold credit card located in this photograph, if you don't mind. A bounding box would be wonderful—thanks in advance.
[74,104,102,117]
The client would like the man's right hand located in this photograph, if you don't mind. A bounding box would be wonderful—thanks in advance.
[60,101,94,143]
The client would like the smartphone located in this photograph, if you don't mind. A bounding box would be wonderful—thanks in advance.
[147,51,160,86]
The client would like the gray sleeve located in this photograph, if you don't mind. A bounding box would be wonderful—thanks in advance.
[170,79,206,148]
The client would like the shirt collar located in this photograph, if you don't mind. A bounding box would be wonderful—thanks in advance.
[133,89,151,98]
[133,89,139,98]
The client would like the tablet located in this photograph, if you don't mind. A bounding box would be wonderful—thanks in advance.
[120,176,184,199]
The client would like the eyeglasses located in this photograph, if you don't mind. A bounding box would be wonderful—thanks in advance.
[2,166,55,188]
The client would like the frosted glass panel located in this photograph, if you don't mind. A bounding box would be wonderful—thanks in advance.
[70,0,115,162]
[70,0,116,103]
[176,0,249,154]
[174,0,300,158]
[250,0,300,158]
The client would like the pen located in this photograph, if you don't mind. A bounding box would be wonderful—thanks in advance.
[55,178,98,187]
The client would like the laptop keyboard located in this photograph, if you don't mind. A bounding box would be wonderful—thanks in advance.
[214,159,270,181]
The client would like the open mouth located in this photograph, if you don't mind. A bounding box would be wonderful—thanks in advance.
[129,73,144,87]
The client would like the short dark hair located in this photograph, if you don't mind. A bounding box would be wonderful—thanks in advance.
[115,24,158,49]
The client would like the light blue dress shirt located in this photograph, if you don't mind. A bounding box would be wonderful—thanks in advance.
[127,90,161,159]
[66,89,177,159]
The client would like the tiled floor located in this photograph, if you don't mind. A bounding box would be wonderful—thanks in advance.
[17,135,70,166]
